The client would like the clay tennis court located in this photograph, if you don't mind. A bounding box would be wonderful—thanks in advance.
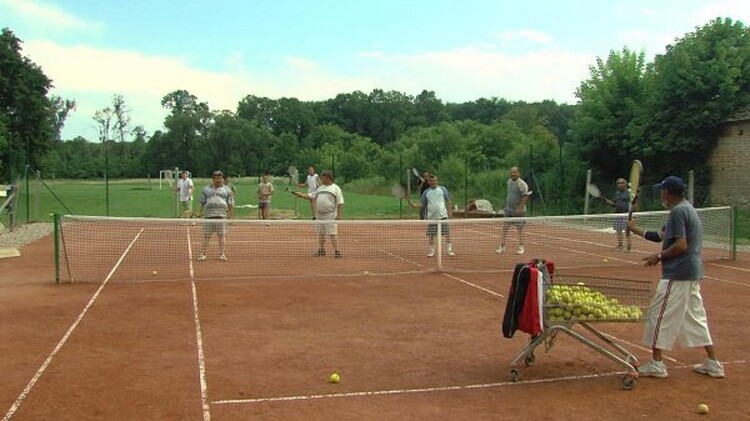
[1,222,749,420]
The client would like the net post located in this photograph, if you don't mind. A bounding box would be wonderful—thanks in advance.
[53,213,60,284]
[688,170,695,205]
[436,222,443,271]
[584,169,592,215]
[731,206,737,261]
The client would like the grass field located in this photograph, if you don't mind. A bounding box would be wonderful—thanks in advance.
[2,177,417,222]
[3,177,748,242]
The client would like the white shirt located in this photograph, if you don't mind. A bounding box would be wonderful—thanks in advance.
[311,183,344,218]
[305,174,319,193]
[177,177,194,202]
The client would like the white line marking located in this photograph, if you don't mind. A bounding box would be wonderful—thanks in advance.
[599,332,682,364]
[707,262,750,273]
[2,228,145,421]
[188,227,211,421]
[213,359,746,405]
[441,272,505,298]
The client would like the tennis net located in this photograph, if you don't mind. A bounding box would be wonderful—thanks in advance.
[55,206,734,283]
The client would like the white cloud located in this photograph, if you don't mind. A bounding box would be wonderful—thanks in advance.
[0,0,103,33]
[692,0,750,24]
[22,38,592,140]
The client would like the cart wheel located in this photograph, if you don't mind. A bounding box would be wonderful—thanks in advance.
[524,353,536,367]
[510,369,520,382]
[621,374,636,390]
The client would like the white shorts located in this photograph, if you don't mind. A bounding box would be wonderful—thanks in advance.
[315,214,337,236]
[642,279,713,351]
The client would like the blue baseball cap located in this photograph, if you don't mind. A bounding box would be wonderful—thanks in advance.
[660,176,685,195]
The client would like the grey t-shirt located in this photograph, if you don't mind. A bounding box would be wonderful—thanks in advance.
[199,184,234,218]
[505,178,529,216]
[662,200,703,280]
[612,189,630,213]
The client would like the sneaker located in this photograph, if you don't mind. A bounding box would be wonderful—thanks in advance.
[447,244,455,257]
[495,245,505,254]
[335,251,342,259]
[427,247,435,258]
[219,253,228,262]
[516,245,525,255]
[626,244,632,253]
[314,249,326,257]
[638,360,668,378]
[693,359,725,378]
[197,254,207,261]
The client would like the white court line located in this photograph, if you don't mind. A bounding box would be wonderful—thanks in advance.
[188,227,211,421]
[2,228,145,421]
[213,359,746,406]
[707,262,750,273]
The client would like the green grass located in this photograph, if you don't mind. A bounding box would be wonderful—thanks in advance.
[3,178,417,223]
[3,178,748,244]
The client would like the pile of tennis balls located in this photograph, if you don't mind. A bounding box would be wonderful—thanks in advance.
[545,283,643,322]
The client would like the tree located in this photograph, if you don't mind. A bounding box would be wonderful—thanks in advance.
[0,28,54,176]
[161,90,211,170]
[643,18,750,178]
[49,95,76,142]
[112,94,131,143]
[570,47,650,178]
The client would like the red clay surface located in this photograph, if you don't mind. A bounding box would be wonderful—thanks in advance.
[1,233,749,420]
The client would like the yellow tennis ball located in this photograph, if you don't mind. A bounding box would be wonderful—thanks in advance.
[603,258,608,263]
[697,403,709,414]
[329,372,340,384]
[152,270,158,276]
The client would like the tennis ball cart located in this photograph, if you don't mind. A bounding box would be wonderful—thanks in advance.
[503,260,651,390]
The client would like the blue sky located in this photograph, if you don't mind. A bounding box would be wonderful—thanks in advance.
[2,0,748,141]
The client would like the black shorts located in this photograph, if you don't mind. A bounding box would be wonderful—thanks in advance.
[426,220,450,237]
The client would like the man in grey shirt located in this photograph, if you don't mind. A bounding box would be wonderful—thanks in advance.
[496,166,531,255]
[628,176,723,379]
[197,170,235,261]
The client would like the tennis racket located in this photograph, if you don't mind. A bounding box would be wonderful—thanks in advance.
[390,183,408,199]
[411,167,421,179]
[586,183,608,201]
[288,165,297,183]
[627,160,643,221]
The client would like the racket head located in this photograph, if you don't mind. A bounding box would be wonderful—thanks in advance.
[411,167,421,178]
[288,165,297,179]
[390,183,407,199]
[293,169,299,182]
[629,160,643,194]
[628,160,643,219]
[586,183,602,198]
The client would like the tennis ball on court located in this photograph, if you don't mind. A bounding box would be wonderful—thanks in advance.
[329,372,340,384]
[152,270,158,276]
[697,403,709,414]
[364,270,369,275]
[603,258,609,263]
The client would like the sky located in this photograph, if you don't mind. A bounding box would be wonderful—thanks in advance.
[2,0,749,141]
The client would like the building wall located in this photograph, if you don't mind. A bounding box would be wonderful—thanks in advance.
[709,121,750,206]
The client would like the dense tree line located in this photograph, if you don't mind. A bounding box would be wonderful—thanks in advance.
[3,18,750,212]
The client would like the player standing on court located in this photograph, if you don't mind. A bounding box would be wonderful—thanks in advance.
[295,170,344,258]
[297,165,320,219]
[410,174,454,257]
[628,176,724,379]
[496,166,532,255]
[175,170,194,215]
[605,177,633,251]
[197,170,235,262]
[257,171,274,220]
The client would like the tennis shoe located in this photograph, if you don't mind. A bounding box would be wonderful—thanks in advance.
[427,247,435,258]
[495,245,505,254]
[516,245,525,255]
[314,249,326,257]
[335,251,342,259]
[197,254,207,261]
[626,244,633,253]
[219,253,227,262]
[638,360,668,378]
[693,359,724,378]
[447,244,455,257]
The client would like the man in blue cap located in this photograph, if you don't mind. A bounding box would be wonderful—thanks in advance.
[627,176,723,379]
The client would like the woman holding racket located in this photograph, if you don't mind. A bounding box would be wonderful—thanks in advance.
[294,170,344,258]
[605,178,633,251]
